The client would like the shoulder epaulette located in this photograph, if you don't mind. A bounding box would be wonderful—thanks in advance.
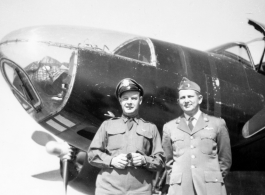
[139,118,147,123]
[203,115,209,122]
[203,113,223,121]
[139,118,153,124]
[175,117,181,124]
[108,117,120,120]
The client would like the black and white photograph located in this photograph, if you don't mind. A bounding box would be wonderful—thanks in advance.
[0,1,265,194]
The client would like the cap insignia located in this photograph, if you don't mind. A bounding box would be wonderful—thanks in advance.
[121,79,130,87]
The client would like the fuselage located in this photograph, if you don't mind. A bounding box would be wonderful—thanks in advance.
[1,25,265,194]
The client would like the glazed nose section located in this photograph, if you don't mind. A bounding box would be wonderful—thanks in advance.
[0,38,77,118]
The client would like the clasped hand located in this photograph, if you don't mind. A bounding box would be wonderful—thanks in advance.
[111,153,146,169]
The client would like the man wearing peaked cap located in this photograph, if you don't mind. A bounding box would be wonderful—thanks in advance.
[115,78,144,98]
[162,77,232,195]
[88,78,164,195]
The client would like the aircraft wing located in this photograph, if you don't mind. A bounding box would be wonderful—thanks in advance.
[242,108,265,138]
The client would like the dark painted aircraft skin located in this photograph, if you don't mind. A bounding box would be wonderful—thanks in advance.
[1,20,265,194]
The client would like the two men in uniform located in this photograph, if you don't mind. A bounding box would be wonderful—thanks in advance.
[63,77,232,195]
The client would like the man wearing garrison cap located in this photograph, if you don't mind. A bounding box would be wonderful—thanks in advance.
[88,78,164,195]
[162,77,232,195]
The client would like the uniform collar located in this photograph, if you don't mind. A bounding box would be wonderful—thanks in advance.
[121,115,139,125]
[176,111,209,135]
[184,110,202,121]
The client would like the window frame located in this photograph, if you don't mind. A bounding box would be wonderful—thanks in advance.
[113,37,157,66]
[208,42,255,70]
[0,58,42,112]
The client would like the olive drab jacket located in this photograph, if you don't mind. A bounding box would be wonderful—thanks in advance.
[87,116,165,195]
[162,112,232,195]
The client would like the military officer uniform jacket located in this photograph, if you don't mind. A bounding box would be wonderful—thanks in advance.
[162,112,232,195]
[87,116,165,195]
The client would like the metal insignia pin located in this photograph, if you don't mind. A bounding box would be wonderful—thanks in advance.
[122,79,130,87]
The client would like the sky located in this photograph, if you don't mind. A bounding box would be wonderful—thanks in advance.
[0,0,265,194]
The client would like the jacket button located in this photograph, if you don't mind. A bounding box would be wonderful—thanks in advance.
[191,155,195,158]
[190,136,194,139]
[190,145,195,149]
[191,165,196,169]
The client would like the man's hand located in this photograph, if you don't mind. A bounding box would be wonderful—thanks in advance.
[111,154,128,169]
[131,153,146,166]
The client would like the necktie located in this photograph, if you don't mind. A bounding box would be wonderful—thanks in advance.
[188,117,194,130]
[127,118,134,130]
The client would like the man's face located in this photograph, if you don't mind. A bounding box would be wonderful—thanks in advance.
[178,90,203,116]
[119,91,142,117]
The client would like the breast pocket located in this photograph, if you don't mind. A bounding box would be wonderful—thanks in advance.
[107,130,125,151]
[172,135,185,157]
[200,131,217,155]
[136,129,152,155]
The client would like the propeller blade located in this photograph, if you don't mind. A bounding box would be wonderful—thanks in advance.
[242,108,265,138]
[33,132,71,194]
[62,159,69,195]
[31,131,56,146]
[45,141,70,194]
[32,169,62,181]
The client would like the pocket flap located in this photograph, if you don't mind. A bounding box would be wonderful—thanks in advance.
[136,128,152,139]
[107,127,125,135]
[204,171,224,183]
[200,132,216,140]
[172,135,184,142]
[170,172,182,185]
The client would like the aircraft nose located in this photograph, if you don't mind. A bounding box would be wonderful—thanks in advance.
[0,35,78,119]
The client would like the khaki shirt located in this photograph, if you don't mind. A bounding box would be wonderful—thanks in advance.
[88,116,164,195]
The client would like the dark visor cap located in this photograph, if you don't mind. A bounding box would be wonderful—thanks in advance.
[115,78,144,98]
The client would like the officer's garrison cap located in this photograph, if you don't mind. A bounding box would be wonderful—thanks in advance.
[115,78,144,98]
[178,77,201,93]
